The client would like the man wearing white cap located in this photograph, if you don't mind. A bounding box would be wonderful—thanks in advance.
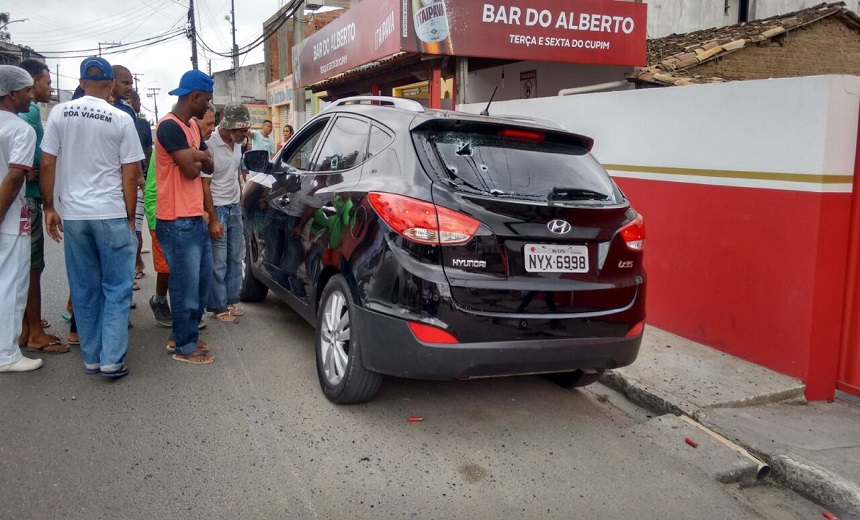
[0,65,41,373]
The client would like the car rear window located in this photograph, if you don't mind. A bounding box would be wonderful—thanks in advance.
[415,129,619,204]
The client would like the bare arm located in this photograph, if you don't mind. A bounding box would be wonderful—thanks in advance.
[198,148,214,175]
[202,177,223,239]
[40,153,63,242]
[139,147,152,189]
[122,162,141,230]
[168,148,205,180]
[0,166,27,225]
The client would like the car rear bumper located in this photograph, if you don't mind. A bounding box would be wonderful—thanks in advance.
[355,307,642,380]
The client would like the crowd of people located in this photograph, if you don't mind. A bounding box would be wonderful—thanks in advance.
[0,56,277,378]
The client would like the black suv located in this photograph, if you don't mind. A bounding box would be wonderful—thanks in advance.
[242,96,646,404]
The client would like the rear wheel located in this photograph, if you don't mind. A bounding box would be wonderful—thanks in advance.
[239,237,268,302]
[316,275,383,404]
[543,369,605,389]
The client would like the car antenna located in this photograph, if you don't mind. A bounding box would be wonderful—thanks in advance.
[480,85,499,116]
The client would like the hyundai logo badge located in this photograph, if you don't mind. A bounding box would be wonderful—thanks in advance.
[547,219,572,235]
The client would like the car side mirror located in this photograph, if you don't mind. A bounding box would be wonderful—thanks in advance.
[244,150,271,173]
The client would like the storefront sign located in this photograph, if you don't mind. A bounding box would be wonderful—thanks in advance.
[299,0,646,87]
[402,0,647,66]
[267,75,293,106]
[299,0,402,87]
[245,104,270,127]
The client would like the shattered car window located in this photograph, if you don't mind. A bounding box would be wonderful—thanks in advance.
[417,131,618,203]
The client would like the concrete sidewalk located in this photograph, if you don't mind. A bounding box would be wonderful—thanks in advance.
[601,326,860,519]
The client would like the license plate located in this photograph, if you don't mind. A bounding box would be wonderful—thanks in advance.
[524,244,589,273]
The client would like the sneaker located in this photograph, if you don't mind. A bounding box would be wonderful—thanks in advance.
[0,356,43,373]
[149,295,172,328]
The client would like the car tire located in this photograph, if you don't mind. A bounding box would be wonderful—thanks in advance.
[315,275,383,404]
[543,369,605,389]
[239,238,268,302]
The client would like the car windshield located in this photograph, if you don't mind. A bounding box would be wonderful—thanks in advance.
[416,130,618,204]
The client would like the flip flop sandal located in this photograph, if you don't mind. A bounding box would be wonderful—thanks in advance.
[212,311,235,322]
[100,365,129,378]
[132,282,141,291]
[25,340,70,354]
[135,271,145,279]
[67,336,80,346]
[130,300,137,309]
[61,311,72,322]
[141,248,150,254]
[172,350,214,364]
[84,367,100,375]
[41,319,51,329]
[165,339,210,352]
[227,305,244,317]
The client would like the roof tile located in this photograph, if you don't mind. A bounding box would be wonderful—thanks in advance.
[629,2,860,86]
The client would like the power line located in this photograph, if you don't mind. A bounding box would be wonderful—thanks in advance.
[195,0,303,59]
[10,1,179,44]
[36,29,186,58]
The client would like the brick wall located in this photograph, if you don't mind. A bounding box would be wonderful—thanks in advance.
[268,32,280,82]
[688,18,860,80]
[264,11,340,81]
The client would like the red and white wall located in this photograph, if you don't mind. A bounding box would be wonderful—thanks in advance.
[462,75,860,400]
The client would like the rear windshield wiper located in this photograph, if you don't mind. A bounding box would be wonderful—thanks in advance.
[549,186,610,201]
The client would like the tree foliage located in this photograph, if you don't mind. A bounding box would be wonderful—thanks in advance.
[0,12,11,42]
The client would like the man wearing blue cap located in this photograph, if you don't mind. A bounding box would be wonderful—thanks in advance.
[154,69,216,364]
[40,56,144,378]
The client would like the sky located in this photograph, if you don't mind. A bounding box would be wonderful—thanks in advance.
[5,0,285,122]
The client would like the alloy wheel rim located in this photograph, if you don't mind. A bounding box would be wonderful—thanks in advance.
[320,291,350,385]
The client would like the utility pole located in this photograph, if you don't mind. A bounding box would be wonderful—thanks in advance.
[292,13,305,128]
[188,0,199,70]
[228,0,238,102]
[132,73,144,92]
[146,87,161,122]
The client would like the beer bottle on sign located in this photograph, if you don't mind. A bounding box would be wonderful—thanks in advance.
[412,0,454,55]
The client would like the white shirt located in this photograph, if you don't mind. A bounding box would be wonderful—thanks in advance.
[0,111,36,235]
[41,95,144,220]
[203,129,242,207]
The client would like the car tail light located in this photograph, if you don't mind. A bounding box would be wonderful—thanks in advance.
[408,322,459,344]
[619,214,645,251]
[498,129,546,141]
[625,320,645,338]
[367,192,480,245]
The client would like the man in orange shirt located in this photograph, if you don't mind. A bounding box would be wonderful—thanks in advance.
[154,70,215,364]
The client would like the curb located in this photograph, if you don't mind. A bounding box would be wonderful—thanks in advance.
[601,369,860,517]
[767,454,860,518]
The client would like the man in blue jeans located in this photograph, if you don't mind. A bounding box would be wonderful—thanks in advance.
[154,70,215,364]
[41,56,143,378]
[203,103,249,322]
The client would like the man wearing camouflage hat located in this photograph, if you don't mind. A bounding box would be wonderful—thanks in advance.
[202,103,251,322]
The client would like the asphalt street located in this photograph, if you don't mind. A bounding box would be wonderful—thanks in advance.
[0,234,823,519]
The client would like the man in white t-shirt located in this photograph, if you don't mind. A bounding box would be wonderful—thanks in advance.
[0,65,42,373]
[40,56,144,379]
[203,103,249,322]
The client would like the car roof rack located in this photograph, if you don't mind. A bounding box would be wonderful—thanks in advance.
[491,114,566,131]
[325,96,425,112]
